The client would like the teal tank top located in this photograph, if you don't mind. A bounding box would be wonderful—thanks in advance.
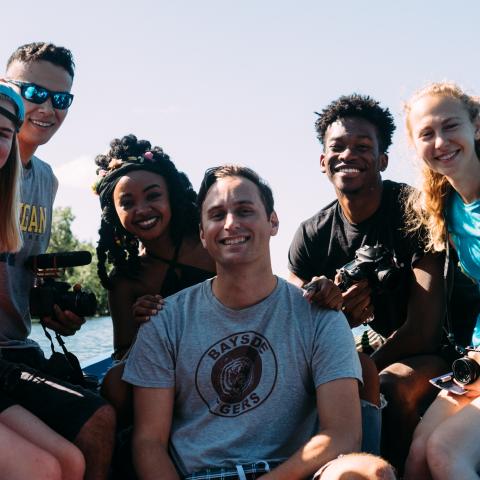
[447,192,480,346]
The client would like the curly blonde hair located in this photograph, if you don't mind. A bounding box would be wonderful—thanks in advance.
[404,82,480,252]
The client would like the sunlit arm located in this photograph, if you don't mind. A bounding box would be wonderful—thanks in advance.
[261,378,361,480]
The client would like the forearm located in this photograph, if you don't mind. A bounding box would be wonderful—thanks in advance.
[262,430,360,480]
[112,318,136,356]
[371,323,441,372]
[109,301,137,353]
[108,274,151,353]
[373,264,444,370]
[133,436,180,480]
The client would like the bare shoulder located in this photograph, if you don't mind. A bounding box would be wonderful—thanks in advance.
[108,267,147,299]
[178,236,215,272]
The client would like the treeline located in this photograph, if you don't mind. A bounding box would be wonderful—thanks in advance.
[47,207,109,316]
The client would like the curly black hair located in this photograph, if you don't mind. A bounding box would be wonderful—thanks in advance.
[7,42,75,78]
[95,134,199,289]
[315,94,396,154]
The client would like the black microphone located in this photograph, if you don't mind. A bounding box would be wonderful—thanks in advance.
[25,251,92,269]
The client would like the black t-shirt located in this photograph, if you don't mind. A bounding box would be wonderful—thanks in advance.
[288,180,480,345]
[288,180,422,337]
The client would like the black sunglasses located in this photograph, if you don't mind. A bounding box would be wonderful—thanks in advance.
[6,80,74,110]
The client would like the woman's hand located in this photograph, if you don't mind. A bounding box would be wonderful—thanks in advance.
[132,294,164,325]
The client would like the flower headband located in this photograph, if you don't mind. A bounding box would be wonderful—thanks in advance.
[92,151,155,195]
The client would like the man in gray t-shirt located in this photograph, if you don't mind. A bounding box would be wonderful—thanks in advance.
[124,165,395,479]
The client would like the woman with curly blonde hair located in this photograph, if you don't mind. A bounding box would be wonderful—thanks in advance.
[403,82,480,480]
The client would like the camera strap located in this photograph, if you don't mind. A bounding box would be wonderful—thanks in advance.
[40,323,85,385]
[442,219,467,356]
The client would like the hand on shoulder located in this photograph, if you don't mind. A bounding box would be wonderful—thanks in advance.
[133,294,164,325]
[303,276,343,311]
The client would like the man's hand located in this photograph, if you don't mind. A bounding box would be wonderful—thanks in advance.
[133,294,164,325]
[42,305,85,336]
[303,276,343,311]
[335,276,373,328]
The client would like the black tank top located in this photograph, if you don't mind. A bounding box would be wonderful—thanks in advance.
[147,245,214,298]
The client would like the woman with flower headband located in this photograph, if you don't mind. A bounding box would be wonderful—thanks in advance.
[0,83,85,479]
[403,82,480,479]
[94,134,215,419]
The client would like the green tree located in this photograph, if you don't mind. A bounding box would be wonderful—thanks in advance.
[47,207,109,316]
[48,207,79,252]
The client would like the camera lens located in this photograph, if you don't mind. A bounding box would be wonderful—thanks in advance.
[376,268,402,290]
[452,357,480,385]
[75,291,97,317]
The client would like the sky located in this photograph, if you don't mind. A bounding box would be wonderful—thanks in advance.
[2,0,479,277]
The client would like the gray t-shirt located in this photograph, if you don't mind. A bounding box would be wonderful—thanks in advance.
[0,156,58,348]
[124,277,362,475]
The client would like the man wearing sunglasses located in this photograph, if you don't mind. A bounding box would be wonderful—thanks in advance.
[0,42,115,479]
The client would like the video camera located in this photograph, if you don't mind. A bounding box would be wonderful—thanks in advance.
[337,244,403,293]
[25,251,97,318]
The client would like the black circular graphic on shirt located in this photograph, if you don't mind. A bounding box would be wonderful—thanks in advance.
[211,345,262,403]
[195,331,277,417]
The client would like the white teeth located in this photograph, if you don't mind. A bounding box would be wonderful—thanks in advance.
[437,151,457,161]
[137,218,157,228]
[31,120,54,127]
[223,236,247,245]
[336,167,361,173]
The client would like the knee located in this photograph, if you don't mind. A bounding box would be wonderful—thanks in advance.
[366,457,397,480]
[90,403,116,437]
[77,403,116,447]
[58,443,86,479]
[405,434,428,474]
[318,453,396,480]
[380,369,417,410]
[425,428,457,477]
[35,451,62,480]
[100,363,132,424]
[100,362,126,403]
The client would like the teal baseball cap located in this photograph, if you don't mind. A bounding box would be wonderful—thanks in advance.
[0,83,24,131]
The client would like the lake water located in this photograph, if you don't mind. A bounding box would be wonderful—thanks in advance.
[30,316,369,367]
[30,316,113,366]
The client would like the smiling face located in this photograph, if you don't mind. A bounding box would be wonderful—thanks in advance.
[0,98,16,169]
[199,175,278,268]
[6,59,73,155]
[113,170,172,243]
[320,117,387,195]
[408,94,480,178]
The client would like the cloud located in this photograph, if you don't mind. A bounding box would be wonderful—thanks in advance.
[54,155,97,188]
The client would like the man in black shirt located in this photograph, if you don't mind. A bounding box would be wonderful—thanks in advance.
[288,94,447,470]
